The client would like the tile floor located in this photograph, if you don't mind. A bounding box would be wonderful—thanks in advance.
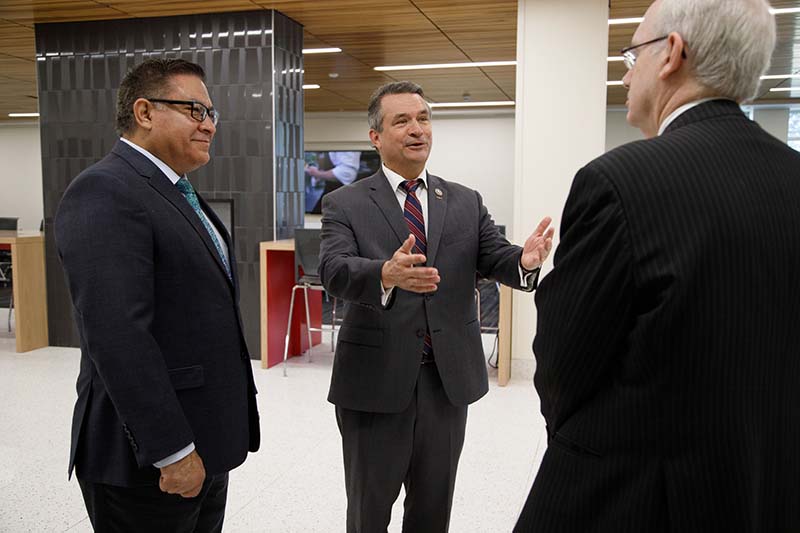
[0,321,548,533]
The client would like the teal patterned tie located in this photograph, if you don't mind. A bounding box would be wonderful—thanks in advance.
[175,177,232,280]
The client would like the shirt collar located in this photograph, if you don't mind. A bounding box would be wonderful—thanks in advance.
[382,163,428,192]
[120,137,184,185]
[658,97,733,136]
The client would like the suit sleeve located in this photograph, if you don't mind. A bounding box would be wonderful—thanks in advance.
[533,165,635,434]
[474,189,536,291]
[55,172,194,467]
[319,192,387,307]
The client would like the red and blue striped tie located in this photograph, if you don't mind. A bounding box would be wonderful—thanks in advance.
[400,179,433,360]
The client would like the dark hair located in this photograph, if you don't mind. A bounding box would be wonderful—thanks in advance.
[115,58,206,135]
[367,81,431,132]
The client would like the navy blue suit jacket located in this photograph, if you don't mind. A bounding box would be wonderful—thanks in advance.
[56,140,259,487]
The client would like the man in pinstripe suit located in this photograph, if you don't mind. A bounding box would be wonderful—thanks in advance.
[516,1,800,531]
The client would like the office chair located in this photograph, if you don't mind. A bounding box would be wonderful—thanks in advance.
[0,217,18,332]
[282,228,339,377]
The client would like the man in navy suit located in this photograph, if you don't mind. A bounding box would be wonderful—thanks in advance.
[56,58,259,532]
[516,1,800,531]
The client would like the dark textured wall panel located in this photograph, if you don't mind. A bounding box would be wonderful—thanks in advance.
[273,11,305,240]
[36,10,304,357]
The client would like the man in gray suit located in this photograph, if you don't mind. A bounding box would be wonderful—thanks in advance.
[320,81,554,532]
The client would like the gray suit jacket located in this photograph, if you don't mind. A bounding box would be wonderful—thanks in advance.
[320,169,536,413]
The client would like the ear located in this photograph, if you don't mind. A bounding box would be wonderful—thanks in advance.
[658,32,686,81]
[368,129,381,151]
[132,98,155,131]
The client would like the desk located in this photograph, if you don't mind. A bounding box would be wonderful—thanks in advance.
[0,231,48,353]
[259,240,322,369]
[497,285,513,387]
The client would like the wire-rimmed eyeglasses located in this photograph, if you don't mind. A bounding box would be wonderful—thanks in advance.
[620,35,669,70]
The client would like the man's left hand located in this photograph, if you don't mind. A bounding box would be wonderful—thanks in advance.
[520,216,555,271]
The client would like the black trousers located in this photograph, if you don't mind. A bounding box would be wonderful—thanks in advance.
[78,473,229,533]
[336,363,468,533]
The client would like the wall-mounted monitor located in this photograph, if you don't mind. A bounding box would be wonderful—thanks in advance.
[304,149,382,214]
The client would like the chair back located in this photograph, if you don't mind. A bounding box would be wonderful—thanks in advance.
[293,228,323,284]
[0,218,19,231]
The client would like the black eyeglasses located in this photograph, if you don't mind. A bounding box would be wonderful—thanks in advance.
[146,98,219,126]
[620,36,669,70]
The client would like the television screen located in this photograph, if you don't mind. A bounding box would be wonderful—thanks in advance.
[304,150,382,214]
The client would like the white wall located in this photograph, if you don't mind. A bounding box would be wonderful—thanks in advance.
[0,123,43,231]
[606,108,644,151]
[753,107,790,143]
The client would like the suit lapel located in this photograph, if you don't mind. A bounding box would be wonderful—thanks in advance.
[369,170,412,247]
[112,141,233,288]
[424,173,447,266]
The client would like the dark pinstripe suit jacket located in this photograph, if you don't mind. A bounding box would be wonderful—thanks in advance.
[320,169,535,413]
[516,100,800,532]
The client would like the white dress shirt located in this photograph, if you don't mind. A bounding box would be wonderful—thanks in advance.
[329,151,361,185]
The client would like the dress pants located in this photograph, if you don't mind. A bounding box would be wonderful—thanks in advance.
[336,362,468,533]
[78,472,229,533]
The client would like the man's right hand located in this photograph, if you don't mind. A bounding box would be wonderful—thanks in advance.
[159,450,206,498]
[381,234,440,293]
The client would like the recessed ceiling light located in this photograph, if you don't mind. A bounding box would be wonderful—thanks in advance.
[328,72,339,78]
[8,112,39,118]
[428,101,515,108]
[770,7,800,14]
[769,87,800,92]
[606,81,625,86]
[302,47,341,54]
[303,84,320,90]
[608,17,644,25]
[761,74,800,80]
[607,56,625,62]
[609,8,795,27]
[375,60,516,72]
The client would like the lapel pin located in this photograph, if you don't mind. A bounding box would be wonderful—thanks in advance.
[434,188,443,199]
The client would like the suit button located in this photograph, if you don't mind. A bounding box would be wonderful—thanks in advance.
[416,329,425,338]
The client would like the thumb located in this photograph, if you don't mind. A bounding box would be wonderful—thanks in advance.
[400,234,415,254]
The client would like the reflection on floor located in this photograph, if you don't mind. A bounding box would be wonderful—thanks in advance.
[0,334,547,532]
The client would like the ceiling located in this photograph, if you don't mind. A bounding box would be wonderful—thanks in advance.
[1,0,800,123]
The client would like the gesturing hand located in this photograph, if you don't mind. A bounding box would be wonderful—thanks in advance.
[159,450,206,498]
[521,216,555,271]
[381,234,440,293]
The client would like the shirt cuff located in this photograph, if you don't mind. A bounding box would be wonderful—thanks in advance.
[153,442,195,468]
[380,280,395,307]
[518,262,538,288]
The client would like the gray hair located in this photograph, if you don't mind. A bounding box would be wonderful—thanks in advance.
[653,0,775,102]
[367,81,432,132]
